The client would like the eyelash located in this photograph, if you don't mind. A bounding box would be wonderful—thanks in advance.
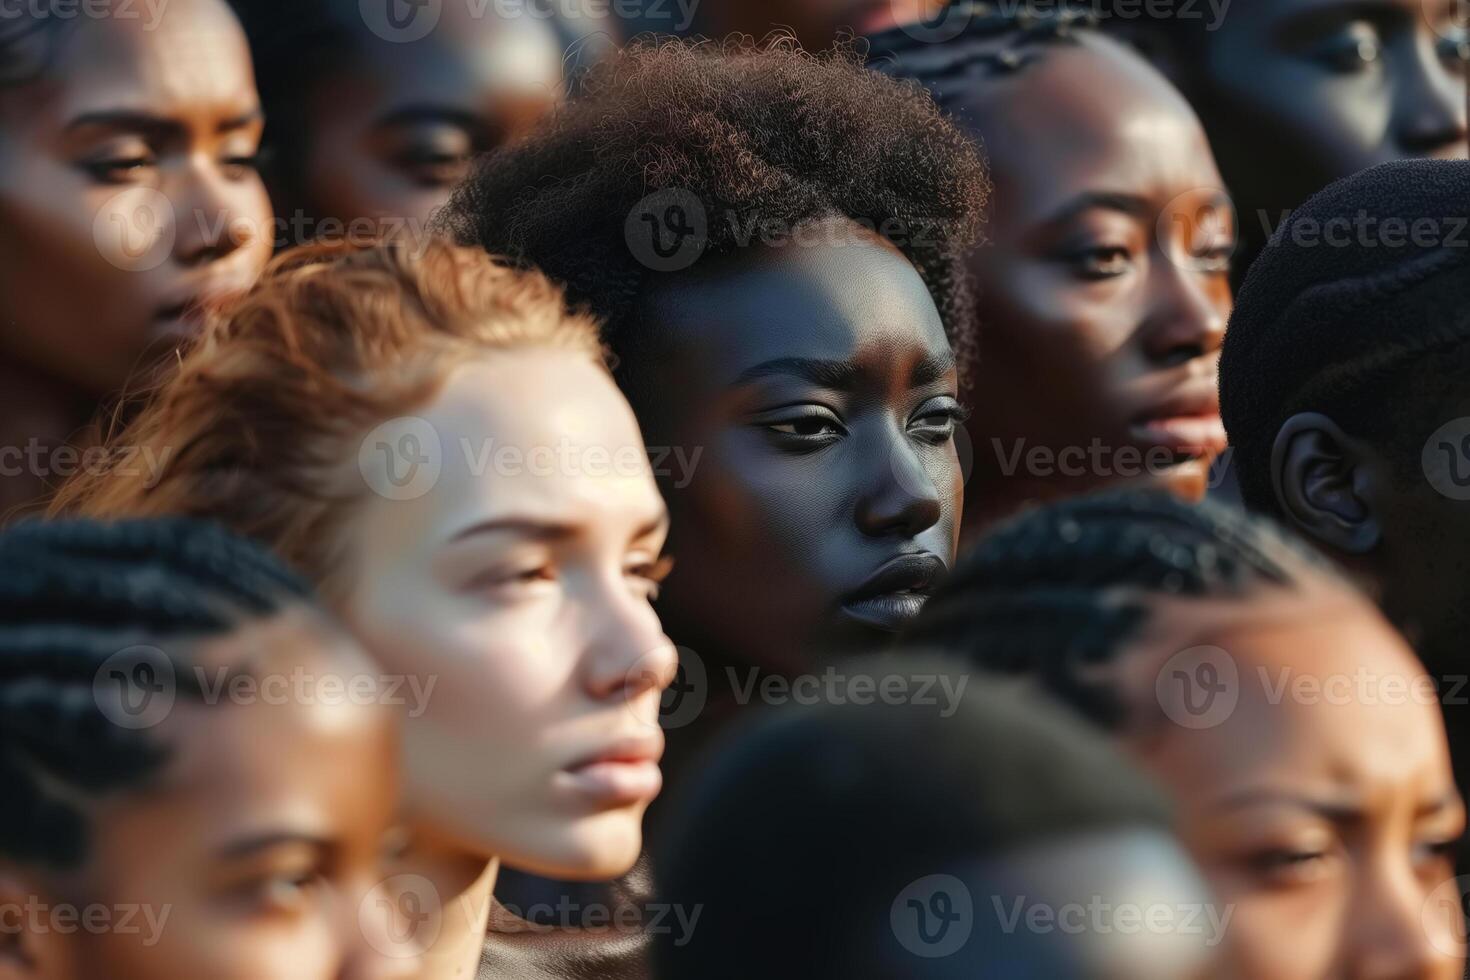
[629,555,676,601]
[82,152,263,185]
[760,403,967,449]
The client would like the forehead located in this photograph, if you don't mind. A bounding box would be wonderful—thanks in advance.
[45,0,257,113]
[1134,608,1451,799]
[1210,0,1445,30]
[950,36,1220,220]
[636,233,952,385]
[340,7,563,108]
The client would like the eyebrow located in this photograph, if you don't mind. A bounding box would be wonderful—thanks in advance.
[447,514,670,546]
[215,832,330,860]
[1273,0,1413,38]
[375,105,483,130]
[1218,789,1462,820]
[1040,191,1155,227]
[733,351,956,390]
[64,108,264,137]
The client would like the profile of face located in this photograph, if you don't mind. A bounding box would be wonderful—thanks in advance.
[0,0,273,397]
[1120,594,1466,978]
[953,34,1232,512]
[281,3,562,233]
[628,220,965,673]
[343,350,675,881]
[2,610,411,980]
[1168,0,1468,219]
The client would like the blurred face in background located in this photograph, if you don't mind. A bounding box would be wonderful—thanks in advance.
[3,611,411,980]
[255,0,563,239]
[1119,592,1466,979]
[0,0,272,397]
[947,34,1232,520]
[1142,0,1468,229]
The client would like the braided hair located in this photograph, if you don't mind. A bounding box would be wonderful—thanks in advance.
[865,1,1099,110]
[435,36,989,391]
[0,517,311,869]
[905,489,1340,729]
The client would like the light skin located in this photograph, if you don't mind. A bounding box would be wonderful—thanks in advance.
[1118,594,1466,978]
[0,0,272,518]
[342,350,675,977]
[630,219,965,676]
[0,610,413,980]
[943,34,1233,528]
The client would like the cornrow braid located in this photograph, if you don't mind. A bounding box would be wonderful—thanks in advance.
[865,1,1098,109]
[0,517,312,869]
[905,490,1336,729]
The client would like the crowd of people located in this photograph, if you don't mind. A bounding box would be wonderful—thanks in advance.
[1,0,1469,976]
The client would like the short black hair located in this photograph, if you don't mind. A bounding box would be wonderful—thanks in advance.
[651,655,1173,979]
[1219,159,1470,514]
[0,1,76,87]
[904,489,1336,730]
[436,37,989,385]
[0,517,312,869]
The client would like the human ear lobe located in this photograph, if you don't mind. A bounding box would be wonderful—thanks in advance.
[1271,412,1381,554]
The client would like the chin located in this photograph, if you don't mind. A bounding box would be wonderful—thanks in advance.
[503,809,649,882]
[1152,457,1214,503]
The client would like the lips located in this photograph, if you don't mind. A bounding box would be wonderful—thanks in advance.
[558,734,666,806]
[1129,383,1227,462]
[840,552,948,633]
[151,278,253,340]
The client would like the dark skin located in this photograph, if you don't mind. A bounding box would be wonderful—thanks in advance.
[629,218,965,679]
[1127,0,1468,271]
[939,34,1232,531]
[0,0,272,521]
[689,0,938,49]
[269,3,562,236]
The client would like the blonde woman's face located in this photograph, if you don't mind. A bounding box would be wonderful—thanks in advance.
[342,350,676,880]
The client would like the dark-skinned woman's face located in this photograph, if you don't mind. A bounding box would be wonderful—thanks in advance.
[0,0,272,396]
[952,36,1232,513]
[1181,0,1468,217]
[629,220,964,673]
[285,5,562,232]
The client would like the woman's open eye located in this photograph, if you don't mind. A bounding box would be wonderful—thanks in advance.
[627,555,675,602]
[82,154,158,184]
[756,407,847,447]
[1308,22,1383,74]
[909,401,968,444]
[1414,836,1462,872]
[1068,246,1134,281]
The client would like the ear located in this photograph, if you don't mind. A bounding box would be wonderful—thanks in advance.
[1271,413,1382,555]
[0,870,49,979]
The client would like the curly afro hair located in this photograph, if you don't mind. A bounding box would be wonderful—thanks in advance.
[435,37,989,384]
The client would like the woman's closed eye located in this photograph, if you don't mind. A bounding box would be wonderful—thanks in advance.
[626,555,675,602]
[1060,244,1135,281]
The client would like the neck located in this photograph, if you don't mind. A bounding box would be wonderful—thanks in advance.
[0,359,95,523]
[397,837,499,979]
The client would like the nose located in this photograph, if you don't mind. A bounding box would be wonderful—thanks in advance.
[168,151,267,269]
[1141,259,1228,368]
[855,424,945,540]
[337,879,423,980]
[1395,31,1468,157]
[1345,859,1455,980]
[580,576,678,705]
